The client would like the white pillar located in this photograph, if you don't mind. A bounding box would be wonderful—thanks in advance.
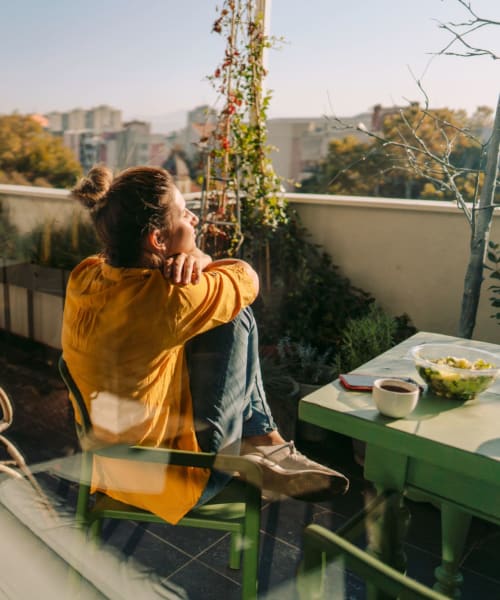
[254,0,272,71]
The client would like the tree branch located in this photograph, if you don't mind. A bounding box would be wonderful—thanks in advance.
[355,121,476,223]
[434,0,499,60]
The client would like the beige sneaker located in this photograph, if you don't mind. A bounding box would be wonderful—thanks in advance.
[240,441,349,501]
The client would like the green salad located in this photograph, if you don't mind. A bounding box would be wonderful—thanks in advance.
[417,355,496,401]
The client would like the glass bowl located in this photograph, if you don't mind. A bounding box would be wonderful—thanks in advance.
[411,343,500,401]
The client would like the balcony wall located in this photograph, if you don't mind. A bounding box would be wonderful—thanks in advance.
[0,184,86,234]
[1,184,500,348]
[289,193,500,344]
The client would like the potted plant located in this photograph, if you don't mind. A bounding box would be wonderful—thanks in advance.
[277,337,337,392]
[275,337,338,442]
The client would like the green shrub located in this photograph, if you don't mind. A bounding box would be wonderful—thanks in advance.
[0,202,25,261]
[23,219,100,269]
[253,208,374,350]
[334,304,407,373]
[276,336,337,385]
[486,240,500,324]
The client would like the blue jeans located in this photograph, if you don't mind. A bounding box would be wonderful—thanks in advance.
[185,307,276,505]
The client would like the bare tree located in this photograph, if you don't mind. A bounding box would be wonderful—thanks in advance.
[459,95,500,337]
[349,97,499,338]
[435,0,499,60]
[432,0,500,336]
[326,1,500,339]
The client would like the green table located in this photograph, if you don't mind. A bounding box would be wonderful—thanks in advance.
[299,331,500,598]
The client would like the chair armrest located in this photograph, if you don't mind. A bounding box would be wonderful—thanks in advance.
[94,445,263,488]
[302,524,449,600]
[94,444,216,468]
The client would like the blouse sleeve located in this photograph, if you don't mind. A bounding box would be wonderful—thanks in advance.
[170,262,258,344]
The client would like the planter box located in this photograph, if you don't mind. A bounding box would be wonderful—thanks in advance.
[0,263,69,349]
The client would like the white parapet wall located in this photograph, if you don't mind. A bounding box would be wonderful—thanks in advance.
[0,184,85,234]
[288,193,500,344]
[1,184,500,347]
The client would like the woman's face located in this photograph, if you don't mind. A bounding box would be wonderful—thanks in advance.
[164,187,199,256]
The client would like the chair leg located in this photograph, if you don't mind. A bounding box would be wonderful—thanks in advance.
[297,538,326,600]
[76,483,91,527]
[76,451,93,529]
[240,483,261,600]
[88,518,103,542]
[229,531,242,570]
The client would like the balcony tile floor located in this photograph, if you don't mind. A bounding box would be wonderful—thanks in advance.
[1,333,500,598]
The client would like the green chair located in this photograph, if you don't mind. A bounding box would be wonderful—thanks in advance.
[58,356,262,600]
[299,492,450,600]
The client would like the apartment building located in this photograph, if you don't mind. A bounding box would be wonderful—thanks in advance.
[46,105,122,134]
[46,106,171,173]
[114,121,169,170]
[267,109,377,190]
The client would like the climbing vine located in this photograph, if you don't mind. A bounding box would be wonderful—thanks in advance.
[200,0,286,271]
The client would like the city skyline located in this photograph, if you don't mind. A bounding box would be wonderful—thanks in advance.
[1,0,498,133]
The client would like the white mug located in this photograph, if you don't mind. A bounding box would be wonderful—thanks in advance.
[372,378,419,418]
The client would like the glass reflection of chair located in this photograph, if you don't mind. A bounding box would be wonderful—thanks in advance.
[299,492,450,600]
[58,356,262,600]
[0,386,53,510]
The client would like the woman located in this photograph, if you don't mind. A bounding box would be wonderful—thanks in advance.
[62,165,348,524]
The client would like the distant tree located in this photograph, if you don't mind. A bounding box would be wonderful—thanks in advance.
[302,105,484,201]
[380,104,484,201]
[301,136,381,196]
[0,115,81,188]
[467,105,494,138]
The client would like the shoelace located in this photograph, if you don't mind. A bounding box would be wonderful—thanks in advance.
[265,442,330,470]
[259,441,299,462]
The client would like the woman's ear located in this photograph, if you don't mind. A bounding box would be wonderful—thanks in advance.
[145,228,167,253]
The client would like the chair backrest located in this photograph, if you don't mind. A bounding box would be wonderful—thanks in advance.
[57,356,220,469]
[58,356,92,438]
[301,523,450,600]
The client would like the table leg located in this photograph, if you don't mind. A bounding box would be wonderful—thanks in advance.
[365,490,411,600]
[366,490,410,571]
[364,446,411,599]
[434,502,471,599]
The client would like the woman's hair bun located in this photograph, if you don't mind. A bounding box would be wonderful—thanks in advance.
[71,165,113,211]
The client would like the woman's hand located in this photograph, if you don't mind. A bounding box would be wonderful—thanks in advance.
[162,249,212,285]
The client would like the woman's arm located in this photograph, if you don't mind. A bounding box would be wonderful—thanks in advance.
[163,250,259,295]
[205,259,259,296]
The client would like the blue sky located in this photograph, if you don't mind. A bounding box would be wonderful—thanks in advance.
[0,0,498,131]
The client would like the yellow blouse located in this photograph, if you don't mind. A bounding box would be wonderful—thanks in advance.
[61,256,257,523]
